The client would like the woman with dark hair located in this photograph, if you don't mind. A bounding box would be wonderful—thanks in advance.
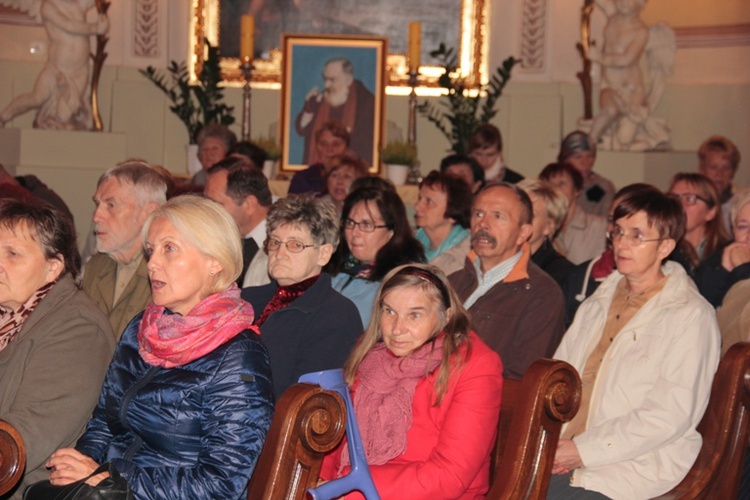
[540,162,607,265]
[549,190,719,499]
[319,264,503,498]
[414,170,473,276]
[0,200,114,498]
[668,172,728,277]
[328,187,425,326]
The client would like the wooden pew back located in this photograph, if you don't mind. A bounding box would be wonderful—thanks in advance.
[0,419,25,496]
[488,358,581,499]
[248,384,346,500]
[656,341,750,499]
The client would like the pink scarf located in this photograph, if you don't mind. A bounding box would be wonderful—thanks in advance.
[138,284,257,368]
[341,335,444,468]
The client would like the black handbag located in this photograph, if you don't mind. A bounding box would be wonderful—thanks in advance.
[23,463,133,500]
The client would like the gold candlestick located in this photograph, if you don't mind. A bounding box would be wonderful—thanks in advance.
[241,57,253,141]
[406,70,421,185]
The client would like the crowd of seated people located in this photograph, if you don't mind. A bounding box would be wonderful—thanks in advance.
[1,122,747,499]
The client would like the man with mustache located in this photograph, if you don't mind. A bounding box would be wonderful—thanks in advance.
[295,57,375,166]
[448,183,565,379]
[83,161,167,337]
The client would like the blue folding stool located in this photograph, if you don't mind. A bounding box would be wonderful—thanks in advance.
[298,369,380,500]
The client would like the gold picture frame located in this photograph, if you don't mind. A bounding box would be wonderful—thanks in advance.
[279,34,387,174]
[190,0,488,88]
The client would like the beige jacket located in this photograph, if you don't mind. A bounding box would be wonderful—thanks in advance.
[83,253,151,338]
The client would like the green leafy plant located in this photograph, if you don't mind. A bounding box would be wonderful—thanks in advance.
[381,141,418,167]
[417,44,518,154]
[140,40,235,144]
[253,135,282,161]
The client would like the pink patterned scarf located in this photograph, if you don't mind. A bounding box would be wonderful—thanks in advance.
[341,335,444,468]
[138,284,257,368]
[0,280,56,352]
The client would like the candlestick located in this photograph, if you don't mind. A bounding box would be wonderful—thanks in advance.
[408,22,421,72]
[406,70,421,184]
[241,59,253,141]
[240,15,255,60]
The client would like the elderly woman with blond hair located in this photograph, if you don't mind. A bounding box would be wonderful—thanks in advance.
[0,200,114,499]
[43,195,274,499]
[518,178,574,287]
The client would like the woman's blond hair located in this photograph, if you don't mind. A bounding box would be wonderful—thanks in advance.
[142,195,242,295]
[343,263,471,404]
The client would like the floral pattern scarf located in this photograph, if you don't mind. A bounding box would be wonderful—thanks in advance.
[0,280,56,352]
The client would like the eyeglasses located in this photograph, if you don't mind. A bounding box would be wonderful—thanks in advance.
[668,192,711,207]
[264,238,315,254]
[344,218,388,233]
[607,226,665,247]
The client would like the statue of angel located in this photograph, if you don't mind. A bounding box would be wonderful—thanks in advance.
[0,0,109,130]
[586,0,675,151]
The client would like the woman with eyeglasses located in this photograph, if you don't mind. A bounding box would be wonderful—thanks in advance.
[241,195,363,399]
[327,187,425,326]
[548,190,720,499]
[694,187,750,307]
[319,264,503,498]
[667,173,728,277]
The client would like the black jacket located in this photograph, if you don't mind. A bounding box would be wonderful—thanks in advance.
[242,273,363,400]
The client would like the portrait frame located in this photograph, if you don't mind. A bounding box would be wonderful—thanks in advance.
[190,0,488,88]
[280,34,386,174]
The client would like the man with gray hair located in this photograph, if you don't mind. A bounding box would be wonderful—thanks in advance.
[83,160,167,337]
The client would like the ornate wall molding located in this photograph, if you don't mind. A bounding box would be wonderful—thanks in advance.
[674,24,750,49]
[520,0,546,71]
[134,0,159,57]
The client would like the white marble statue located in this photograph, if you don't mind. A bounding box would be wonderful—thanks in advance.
[586,0,675,152]
[0,0,109,130]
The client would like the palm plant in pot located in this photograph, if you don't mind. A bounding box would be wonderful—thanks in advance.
[417,44,518,154]
[140,40,235,172]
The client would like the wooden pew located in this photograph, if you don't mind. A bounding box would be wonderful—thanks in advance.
[249,358,581,500]
[656,341,750,499]
[488,358,581,499]
[248,384,346,499]
[0,419,25,496]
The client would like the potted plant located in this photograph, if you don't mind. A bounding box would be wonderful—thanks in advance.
[417,44,518,154]
[140,40,235,173]
[252,135,281,179]
[381,141,417,185]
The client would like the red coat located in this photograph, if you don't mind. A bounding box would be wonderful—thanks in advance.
[320,332,504,499]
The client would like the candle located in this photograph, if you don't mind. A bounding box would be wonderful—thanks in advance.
[408,22,421,71]
[240,15,255,61]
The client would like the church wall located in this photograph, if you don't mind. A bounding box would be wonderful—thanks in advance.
[0,0,748,244]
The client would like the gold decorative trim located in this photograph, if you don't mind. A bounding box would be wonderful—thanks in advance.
[674,24,750,49]
[191,0,489,89]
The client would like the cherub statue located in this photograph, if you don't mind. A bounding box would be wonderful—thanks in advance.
[586,0,675,151]
[0,0,109,130]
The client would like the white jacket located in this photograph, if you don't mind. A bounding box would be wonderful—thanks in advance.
[555,261,720,500]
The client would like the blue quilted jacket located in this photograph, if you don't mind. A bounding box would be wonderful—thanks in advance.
[76,312,274,499]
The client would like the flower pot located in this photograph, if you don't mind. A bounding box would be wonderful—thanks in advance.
[386,163,410,185]
[186,144,202,176]
[262,160,276,180]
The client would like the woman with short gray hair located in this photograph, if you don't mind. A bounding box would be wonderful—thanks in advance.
[242,195,363,399]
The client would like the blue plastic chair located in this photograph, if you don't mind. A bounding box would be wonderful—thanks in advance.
[298,369,381,500]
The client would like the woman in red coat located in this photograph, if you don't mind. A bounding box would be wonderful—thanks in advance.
[319,263,504,499]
